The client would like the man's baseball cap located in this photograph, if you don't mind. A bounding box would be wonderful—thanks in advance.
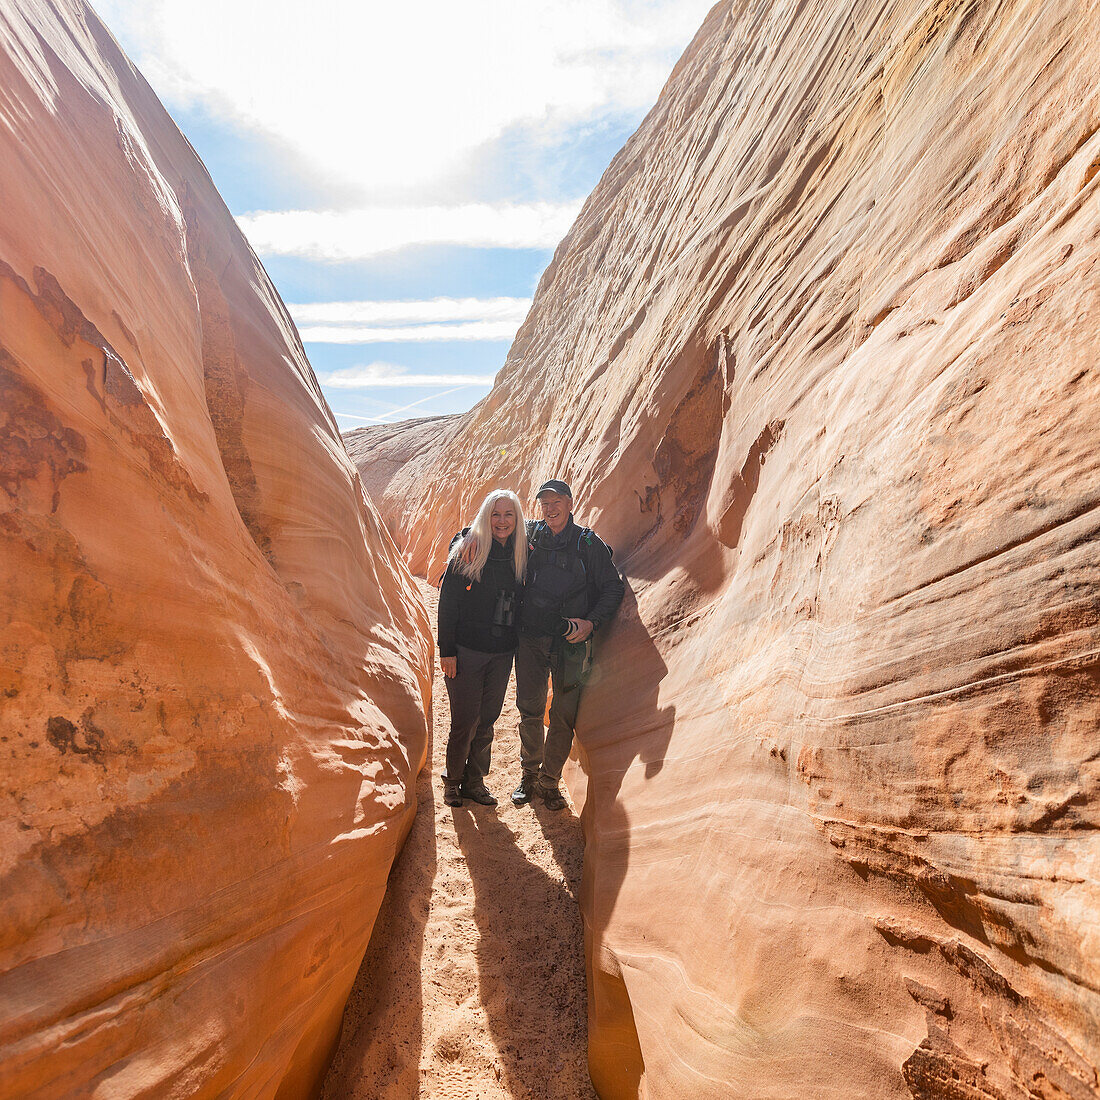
[535,479,572,499]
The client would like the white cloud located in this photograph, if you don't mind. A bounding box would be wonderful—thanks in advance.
[238,203,580,260]
[292,296,530,343]
[96,0,715,196]
[288,297,531,325]
[318,363,497,388]
[301,321,518,343]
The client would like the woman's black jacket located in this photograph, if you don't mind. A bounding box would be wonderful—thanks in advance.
[437,536,521,657]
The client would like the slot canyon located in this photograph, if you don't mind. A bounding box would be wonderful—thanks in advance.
[1,0,1098,1098]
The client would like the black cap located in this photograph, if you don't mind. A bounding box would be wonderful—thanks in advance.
[535,479,572,499]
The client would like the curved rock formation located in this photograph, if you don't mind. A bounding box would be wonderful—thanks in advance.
[0,1,431,1095]
[354,0,1100,1096]
[345,414,460,522]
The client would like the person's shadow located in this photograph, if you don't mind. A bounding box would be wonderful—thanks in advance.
[452,808,595,1099]
[564,579,675,1095]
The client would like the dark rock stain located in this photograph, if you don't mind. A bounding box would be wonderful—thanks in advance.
[0,350,88,511]
[46,713,104,764]
[0,261,207,507]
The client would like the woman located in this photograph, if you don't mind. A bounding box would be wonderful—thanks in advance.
[437,489,527,807]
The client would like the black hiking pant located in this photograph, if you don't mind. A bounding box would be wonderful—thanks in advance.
[443,645,514,785]
[515,633,582,782]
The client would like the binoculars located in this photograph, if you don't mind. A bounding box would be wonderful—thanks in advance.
[492,589,516,628]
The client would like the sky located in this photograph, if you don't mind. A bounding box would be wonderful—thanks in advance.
[96,0,715,430]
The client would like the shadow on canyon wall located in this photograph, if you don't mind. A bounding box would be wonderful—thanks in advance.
[575,579,675,1095]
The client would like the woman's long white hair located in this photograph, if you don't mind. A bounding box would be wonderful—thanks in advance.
[450,489,527,583]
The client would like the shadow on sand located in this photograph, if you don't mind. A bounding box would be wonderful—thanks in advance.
[320,578,669,1099]
[453,804,596,1100]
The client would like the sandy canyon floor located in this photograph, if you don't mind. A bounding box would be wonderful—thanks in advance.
[322,580,597,1100]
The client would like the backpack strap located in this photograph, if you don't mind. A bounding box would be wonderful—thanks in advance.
[575,526,614,560]
[531,523,586,573]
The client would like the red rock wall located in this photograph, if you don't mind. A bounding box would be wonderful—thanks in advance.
[0,1,431,1095]
[354,0,1100,1095]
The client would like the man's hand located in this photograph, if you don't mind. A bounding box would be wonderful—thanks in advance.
[458,534,479,564]
[441,655,457,678]
[565,618,593,643]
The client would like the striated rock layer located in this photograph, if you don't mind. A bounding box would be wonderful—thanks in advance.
[0,0,431,1095]
[352,0,1100,1095]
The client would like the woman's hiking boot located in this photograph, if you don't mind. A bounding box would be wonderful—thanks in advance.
[537,779,567,812]
[460,780,498,806]
[511,771,538,806]
[442,777,464,807]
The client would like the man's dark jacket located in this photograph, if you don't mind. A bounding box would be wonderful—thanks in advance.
[521,516,624,636]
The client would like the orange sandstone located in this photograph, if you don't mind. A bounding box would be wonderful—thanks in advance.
[0,0,430,1094]
[348,0,1100,1095]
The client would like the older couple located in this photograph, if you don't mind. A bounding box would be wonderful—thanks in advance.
[437,479,624,811]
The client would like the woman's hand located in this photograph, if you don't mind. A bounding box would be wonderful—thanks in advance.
[565,618,594,643]
[441,655,457,678]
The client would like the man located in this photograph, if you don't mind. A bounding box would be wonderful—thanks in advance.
[511,479,624,810]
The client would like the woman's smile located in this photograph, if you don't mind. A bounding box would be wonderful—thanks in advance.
[491,502,516,541]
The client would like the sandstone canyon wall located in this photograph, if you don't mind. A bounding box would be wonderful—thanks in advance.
[0,1,432,1095]
[349,0,1100,1095]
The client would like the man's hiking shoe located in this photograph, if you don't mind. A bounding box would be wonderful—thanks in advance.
[442,779,464,807]
[537,781,567,812]
[511,772,538,806]
[460,782,498,806]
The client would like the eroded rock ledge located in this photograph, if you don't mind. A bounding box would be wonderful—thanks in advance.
[0,0,431,1094]
[349,0,1100,1096]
